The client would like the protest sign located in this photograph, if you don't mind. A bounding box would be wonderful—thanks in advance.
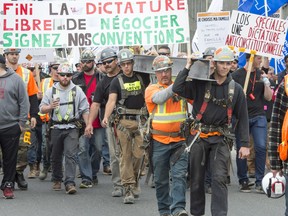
[197,11,230,52]
[0,0,190,48]
[19,48,55,63]
[226,10,288,59]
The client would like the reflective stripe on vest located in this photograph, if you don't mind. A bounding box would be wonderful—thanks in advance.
[55,89,74,122]
[21,67,30,89]
[42,78,52,93]
[153,99,186,123]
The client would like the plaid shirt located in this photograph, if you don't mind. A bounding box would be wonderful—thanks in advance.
[268,82,288,174]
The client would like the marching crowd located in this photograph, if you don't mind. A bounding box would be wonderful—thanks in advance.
[0,44,287,216]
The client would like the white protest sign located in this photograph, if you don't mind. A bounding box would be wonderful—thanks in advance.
[197,11,230,52]
[0,0,190,48]
[225,10,288,59]
[18,48,55,63]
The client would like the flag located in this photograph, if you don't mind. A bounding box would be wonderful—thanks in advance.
[237,0,288,71]
[238,0,288,16]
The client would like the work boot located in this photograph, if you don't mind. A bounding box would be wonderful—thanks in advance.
[35,163,40,177]
[123,186,135,204]
[39,168,48,180]
[28,164,37,179]
[15,173,28,190]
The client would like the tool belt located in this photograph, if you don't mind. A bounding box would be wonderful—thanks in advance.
[200,124,220,134]
[119,115,137,121]
[116,106,148,116]
[51,119,79,125]
[150,129,181,138]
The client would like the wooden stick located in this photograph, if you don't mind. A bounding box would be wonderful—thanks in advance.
[243,50,257,95]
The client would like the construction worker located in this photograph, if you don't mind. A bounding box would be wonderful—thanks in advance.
[172,46,250,216]
[38,60,60,180]
[4,48,39,190]
[39,62,89,194]
[102,48,149,204]
[145,55,190,216]
[85,48,122,197]
[73,49,106,188]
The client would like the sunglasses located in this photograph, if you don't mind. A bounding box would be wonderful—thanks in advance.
[81,60,93,64]
[102,59,115,65]
[156,68,171,74]
[58,73,73,77]
[52,66,59,70]
[158,52,170,56]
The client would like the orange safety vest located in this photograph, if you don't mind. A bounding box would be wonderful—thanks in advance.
[145,83,188,144]
[278,75,288,160]
[15,66,38,96]
[39,78,53,122]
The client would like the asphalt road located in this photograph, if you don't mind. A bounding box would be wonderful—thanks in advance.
[0,150,285,216]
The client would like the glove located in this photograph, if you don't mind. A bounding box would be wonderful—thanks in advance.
[262,77,270,87]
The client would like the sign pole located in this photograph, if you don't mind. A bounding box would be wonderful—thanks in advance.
[243,50,257,95]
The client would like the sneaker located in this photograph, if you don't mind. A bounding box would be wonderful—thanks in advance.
[3,183,14,199]
[39,168,48,180]
[173,210,188,216]
[239,181,251,193]
[103,166,112,175]
[112,187,123,197]
[123,190,135,204]
[66,184,77,194]
[255,184,265,194]
[248,180,255,187]
[92,176,98,185]
[79,180,92,189]
[52,181,62,191]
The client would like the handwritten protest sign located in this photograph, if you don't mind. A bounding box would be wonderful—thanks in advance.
[0,0,190,48]
[197,11,230,52]
[226,10,288,59]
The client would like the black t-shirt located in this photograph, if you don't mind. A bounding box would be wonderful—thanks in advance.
[109,72,147,109]
[93,73,119,120]
[232,68,265,118]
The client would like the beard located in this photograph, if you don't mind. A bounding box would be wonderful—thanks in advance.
[59,79,71,87]
[82,64,94,72]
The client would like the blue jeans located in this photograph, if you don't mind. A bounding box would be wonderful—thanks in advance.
[78,127,105,182]
[236,115,267,185]
[152,139,188,215]
[27,128,38,165]
[101,133,110,168]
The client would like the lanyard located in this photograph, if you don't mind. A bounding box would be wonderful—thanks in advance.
[249,71,257,93]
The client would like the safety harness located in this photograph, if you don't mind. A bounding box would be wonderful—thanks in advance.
[50,86,77,124]
[192,80,235,137]
[116,73,147,116]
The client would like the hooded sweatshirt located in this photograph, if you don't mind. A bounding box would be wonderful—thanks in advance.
[0,67,29,129]
[39,81,89,129]
[172,67,249,147]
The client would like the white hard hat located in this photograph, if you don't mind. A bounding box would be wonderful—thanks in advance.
[262,172,286,199]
